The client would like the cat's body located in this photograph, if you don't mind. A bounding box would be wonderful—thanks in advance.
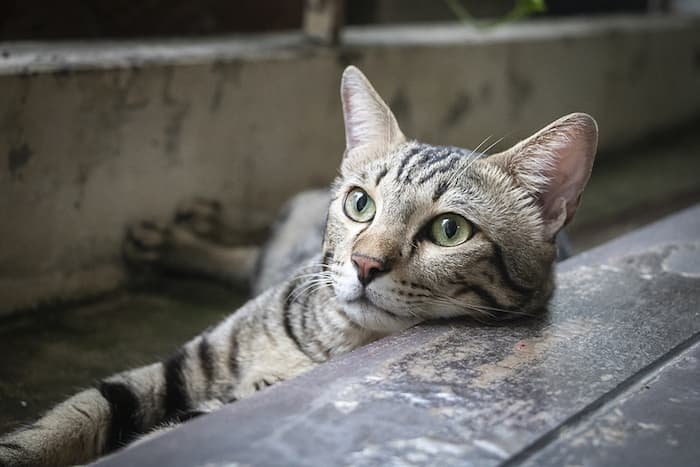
[0,67,597,467]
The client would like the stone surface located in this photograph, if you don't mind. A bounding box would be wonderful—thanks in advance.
[519,338,700,467]
[2,15,700,313]
[94,206,700,466]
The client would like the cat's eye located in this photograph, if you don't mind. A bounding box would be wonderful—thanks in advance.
[343,188,376,223]
[429,214,473,247]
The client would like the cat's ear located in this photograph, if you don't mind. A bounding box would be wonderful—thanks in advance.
[490,113,598,238]
[340,66,406,156]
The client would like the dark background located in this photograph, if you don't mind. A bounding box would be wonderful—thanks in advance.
[0,0,650,40]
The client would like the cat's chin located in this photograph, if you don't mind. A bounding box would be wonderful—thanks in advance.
[339,297,419,333]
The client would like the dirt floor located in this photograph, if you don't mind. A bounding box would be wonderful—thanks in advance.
[0,124,699,435]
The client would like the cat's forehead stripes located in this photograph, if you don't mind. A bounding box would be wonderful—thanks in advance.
[431,180,450,202]
[390,142,482,188]
[353,144,481,228]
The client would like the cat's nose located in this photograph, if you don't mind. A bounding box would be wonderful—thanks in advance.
[351,253,388,286]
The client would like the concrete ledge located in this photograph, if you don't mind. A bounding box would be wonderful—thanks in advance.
[93,205,700,466]
[2,15,696,74]
[2,14,700,313]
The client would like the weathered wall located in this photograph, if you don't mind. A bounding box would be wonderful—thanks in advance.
[1,15,699,314]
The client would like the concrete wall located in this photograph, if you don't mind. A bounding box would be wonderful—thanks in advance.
[1,15,700,314]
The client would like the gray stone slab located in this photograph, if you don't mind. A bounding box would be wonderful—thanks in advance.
[94,205,700,466]
[517,338,700,467]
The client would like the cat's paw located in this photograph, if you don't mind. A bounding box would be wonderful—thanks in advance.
[174,197,223,241]
[123,220,171,267]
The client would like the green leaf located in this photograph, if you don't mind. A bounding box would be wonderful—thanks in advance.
[444,0,547,28]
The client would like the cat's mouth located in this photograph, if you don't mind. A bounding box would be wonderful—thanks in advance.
[332,272,416,329]
[347,295,400,318]
[336,286,420,332]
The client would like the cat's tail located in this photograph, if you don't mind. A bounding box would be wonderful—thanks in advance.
[0,362,170,467]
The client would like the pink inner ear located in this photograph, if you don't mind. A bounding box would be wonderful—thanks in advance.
[342,86,378,151]
[341,68,384,151]
[341,84,361,149]
[539,126,596,229]
[340,66,405,154]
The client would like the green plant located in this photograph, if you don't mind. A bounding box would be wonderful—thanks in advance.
[444,0,547,26]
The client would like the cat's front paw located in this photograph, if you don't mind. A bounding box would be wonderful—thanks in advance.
[174,197,223,242]
[123,220,171,267]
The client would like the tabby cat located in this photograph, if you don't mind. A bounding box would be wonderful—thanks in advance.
[0,66,597,466]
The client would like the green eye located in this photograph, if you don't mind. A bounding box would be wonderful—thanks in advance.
[343,188,376,223]
[429,214,473,247]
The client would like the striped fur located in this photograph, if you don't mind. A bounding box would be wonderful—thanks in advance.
[0,66,597,466]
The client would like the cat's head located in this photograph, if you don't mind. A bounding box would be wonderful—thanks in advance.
[324,66,598,332]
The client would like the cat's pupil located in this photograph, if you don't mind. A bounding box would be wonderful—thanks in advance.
[355,193,367,212]
[442,218,458,238]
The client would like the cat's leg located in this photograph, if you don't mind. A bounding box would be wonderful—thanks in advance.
[0,320,242,466]
[0,278,326,467]
[0,363,165,467]
[125,221,259,286]
[124,199,260,288]
[124,191,331,291]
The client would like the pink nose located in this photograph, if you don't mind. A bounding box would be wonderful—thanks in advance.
[351,253,388,286]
